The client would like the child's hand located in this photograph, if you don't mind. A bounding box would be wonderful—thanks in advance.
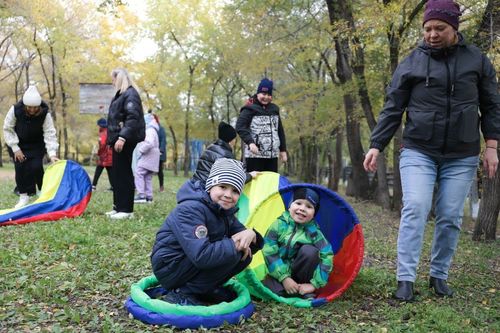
[298,283,315,295]
[240,247,252,261]
[249,143,259,154]
[249,171,261,179]
[282,277,299,294]
[231,229,256,251]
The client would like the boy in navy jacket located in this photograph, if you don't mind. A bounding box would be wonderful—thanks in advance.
[151,158,263,305]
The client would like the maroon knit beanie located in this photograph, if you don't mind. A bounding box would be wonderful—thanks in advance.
[423,0,461,30]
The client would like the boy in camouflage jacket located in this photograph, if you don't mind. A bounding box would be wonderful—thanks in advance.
[262,188,333,298]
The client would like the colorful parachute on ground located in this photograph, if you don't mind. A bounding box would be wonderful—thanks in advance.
[236,181,364,308]
[0,160,92,226]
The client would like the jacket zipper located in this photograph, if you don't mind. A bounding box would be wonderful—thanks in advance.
[442,51,451,154]
[284,224,297,259]
[269,114,274,158]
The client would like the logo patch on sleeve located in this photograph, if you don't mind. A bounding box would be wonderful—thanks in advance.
[194,225,208,239]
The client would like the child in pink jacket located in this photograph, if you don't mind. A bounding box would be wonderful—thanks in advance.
[134,113,160,203]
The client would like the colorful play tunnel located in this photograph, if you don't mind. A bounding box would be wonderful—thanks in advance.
[0,160,92,226]
[236,178,364,307]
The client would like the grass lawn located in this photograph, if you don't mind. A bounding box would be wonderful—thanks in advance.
[0,169,498,332]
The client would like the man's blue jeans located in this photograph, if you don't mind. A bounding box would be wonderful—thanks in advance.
[397,148,478,282]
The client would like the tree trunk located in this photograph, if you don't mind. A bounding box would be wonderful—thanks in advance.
[168,125,178,176]
[325,0,370,199]
[473,153,500,241]
[183,65,195,177]
[473,0,500,241]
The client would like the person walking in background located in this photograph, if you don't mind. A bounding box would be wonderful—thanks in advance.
[3,85,59,208]
[134,113,160,204]
[153,113,167,192]
[363,0,500,302]
[92,118,113,191]
[106,68,145,219]
[236,78,287,173]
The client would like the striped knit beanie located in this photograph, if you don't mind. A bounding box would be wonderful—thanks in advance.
[205,158,246,194]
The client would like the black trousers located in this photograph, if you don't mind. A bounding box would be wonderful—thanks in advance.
[111,143,136,213]
[262,245,320,294]
[156,254,252,296]
[157,161,165,187]
[245,157,278,173]
[92,165,113,188]
[15,156,44,195]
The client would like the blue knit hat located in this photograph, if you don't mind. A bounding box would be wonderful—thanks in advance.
[257,78,273,96]
[97,118,107,128]
[292,187,320,213]
[206,158,246,194]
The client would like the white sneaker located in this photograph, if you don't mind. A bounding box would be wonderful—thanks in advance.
[105,210,117,216]
[15,194,30,209]
[109,212,134,220]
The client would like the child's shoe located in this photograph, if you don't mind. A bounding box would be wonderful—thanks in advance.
[105,209,117,216]
[301,293,316,300]
[162,289,205,306]
[92,185,97,191]
[134,195,147,204]
[146,197,153,204]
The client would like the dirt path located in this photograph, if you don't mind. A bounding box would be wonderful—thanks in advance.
[0,168,15,180]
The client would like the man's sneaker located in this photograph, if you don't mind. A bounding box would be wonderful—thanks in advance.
[14,194,30,209]
[134,195,147,204]
[109,212,134,220]
[162,289,205,306]
[92,185,97,191]
[105,210,117,216]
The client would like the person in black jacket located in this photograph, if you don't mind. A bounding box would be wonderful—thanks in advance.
[363,0,500,302]
[151,158,263,305]
[192,121,258,184]
[3,85,59,208]
[105,68,145,220]
[236,78,287,173]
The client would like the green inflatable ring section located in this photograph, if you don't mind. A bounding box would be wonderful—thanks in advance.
[237,269,312,308]
[130,275,252,316]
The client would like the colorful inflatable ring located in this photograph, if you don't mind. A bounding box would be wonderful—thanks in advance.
[126,275,255,328]
[237,183,364,308]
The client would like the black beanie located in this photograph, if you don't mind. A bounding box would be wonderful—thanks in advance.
[218,121,237,143]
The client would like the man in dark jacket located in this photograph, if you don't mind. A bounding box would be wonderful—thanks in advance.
[364,0,500,302]
[151,158,263,305]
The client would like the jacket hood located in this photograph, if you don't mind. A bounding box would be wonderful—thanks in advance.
[176,179,239,216]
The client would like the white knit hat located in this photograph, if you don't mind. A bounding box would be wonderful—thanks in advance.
[205,158,246,194]
[23,85,42,106]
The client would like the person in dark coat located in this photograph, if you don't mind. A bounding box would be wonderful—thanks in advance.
[363,0,500,302]
[151,158,264,305]
[236,78,287,173]
[192,121,258,184]
[105,68,145,220]
[92,118,113,191]
[3,85,59,208]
